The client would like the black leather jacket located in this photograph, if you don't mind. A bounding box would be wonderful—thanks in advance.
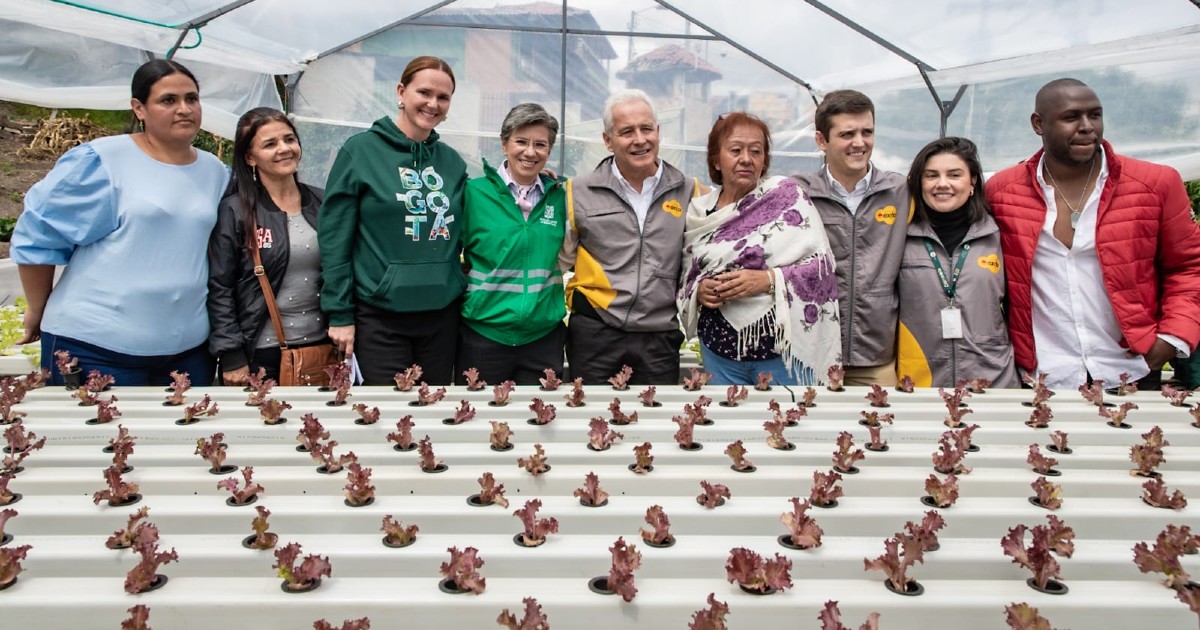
[206,183,323,372]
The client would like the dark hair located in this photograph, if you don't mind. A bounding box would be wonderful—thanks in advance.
[231,107,302,253]
[401,56,456,92]
[814,90,874,141]
[706,112,772,185]
[500,103,559,147]
[128,59,199,133]
[906,136,990,226]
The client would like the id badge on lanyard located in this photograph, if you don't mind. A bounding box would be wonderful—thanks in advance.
[924,240,969,340]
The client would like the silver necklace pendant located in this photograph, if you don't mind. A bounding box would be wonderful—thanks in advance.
[1070,210,1081,230]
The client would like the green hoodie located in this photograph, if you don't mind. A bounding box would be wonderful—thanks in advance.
[318,117,468,325]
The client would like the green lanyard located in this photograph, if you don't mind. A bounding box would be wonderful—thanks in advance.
[924,240,970,304]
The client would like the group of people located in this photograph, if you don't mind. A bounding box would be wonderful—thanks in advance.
[11,57,1200,393]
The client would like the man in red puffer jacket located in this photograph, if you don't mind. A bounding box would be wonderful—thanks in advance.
[986,78,1200,390]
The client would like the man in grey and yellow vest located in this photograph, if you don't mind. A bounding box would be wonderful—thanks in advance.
[559,89,700,385]
[794,90,910,386]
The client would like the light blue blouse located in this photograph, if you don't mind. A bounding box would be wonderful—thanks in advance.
[11,135,229,355]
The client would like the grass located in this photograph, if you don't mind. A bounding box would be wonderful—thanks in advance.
[8,192,21,203]
[7,103,130,133]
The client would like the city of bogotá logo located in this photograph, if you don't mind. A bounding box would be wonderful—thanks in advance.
[875,205,897,224]
[977,254,1001,273]
[662,200,683,217]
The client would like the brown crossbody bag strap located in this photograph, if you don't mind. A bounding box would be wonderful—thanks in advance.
[249,216,290,351]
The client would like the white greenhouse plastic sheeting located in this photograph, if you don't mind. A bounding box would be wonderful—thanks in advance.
[1,0,1199,183]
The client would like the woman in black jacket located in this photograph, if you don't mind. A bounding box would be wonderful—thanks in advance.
[207,107,326,385]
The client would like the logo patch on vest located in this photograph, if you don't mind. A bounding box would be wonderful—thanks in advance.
[539,205,558,227]
[977,253,1001,273]
[662,199,683,217]
[874,205,897,225]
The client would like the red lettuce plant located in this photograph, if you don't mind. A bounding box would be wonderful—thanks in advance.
[1026,404,1053,428]
[314,619,371,630]
[259,398,292,425]
[325,361,352,399]
[1133,525,1200,589]
[387,415,415,451]
[83,370,114,393]
[1078,380,1105,406]
[1142,426,1168,449]
[194,432,230,474]
[859,410,894,427]
[684,396,713,426]
[1191,403,1200,427]
[1003,603,1055,630]
[896,374,915,393]
[683,367,712,391]
[462,367,486,391]
[1142,477,1187,510]
[448,400,476,425]
[246,505,277,550]
[73,383,102,406]
[1027,444,1059,475]
[94,396,122,424]
[564,378,586,407]
[940,387,974,427]
[380,515,418,547]
[393,365,423,391]
[638,386,658,407]
[309,441,355,474]
[603,537,641,601]
[608,398,638,425]
[608,365,633,390]
[218,466,264,506]
[802,386,818,408]
[780,497,823,549]
[1024,372,1055,406]
[296,413,329,452]
[418,437,443,472]
[93,466,139,506]
[723,384,748,407]
[0,543,30,588]
[476,472,508,508]
[932,432,970,475]
[125,524,178,594]
[1048,430,1070,453]
[1045,514,1075,557]
[810,470,844,507]
[904,511,946,553]
[107,507,152,549]
[832,431,864,473]
[587,417,623,451]
[440,546,486,594]
[497,597,549,630]
[1100,401,1138,428]
[1130,437,1166,477]
[2,420,45,472]
[245,367,274,406]
[924,473,959,508]
[177,394,218,424]
[343,461,375,507]
[352,403,380,425]
[574,471,608,507]
[164,371,190,406]
[23,369,49,390]
[864,533,924,594]
[673,414,698,450]
[631,442,653,473]
[274,542,332,592]
[1111,371,1138,395]
[819,600,880,630]
[965,378,991,394]
[121,604,151,630]
[639,504,673,545]
[109,426,135,473]
[826,365,845,391]
[528,398,556,425]
[698,480,731,508]
[764,416,790,450]
[518,443,549,476]
[1030,477,1062,510]
[514,499,558,547]
[0,473,16,506]
[1001,524,1063,592]
[725,439,755,471]
[955,423,980,451]
[866,425,888,451]
[726,547,793,594]
[54,349,78,376]
[492,380,515,406]
[489,421,512,451]
[689,593,730,630]
[865,384,889,407]
[539,369,561,390]
[755,371,773,391]
[1161,384,1193,406]
[416,382,447,406]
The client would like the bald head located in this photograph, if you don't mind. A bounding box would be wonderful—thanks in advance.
[1031,78,1104,168]
[1034,78,1095,116]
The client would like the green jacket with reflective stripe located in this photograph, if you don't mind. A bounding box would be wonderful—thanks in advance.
[461,160,568,346]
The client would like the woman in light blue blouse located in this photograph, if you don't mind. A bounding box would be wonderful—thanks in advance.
[11,59,229,386]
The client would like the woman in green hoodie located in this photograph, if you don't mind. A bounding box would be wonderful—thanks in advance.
[318,56,468,385]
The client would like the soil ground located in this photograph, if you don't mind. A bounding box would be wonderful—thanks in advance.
[0,102,59,259]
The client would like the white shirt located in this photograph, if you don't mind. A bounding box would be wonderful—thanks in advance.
[610,158,663,231]
[1031,148,1148,389]
[499,159,544,220]
[823,164,874,215]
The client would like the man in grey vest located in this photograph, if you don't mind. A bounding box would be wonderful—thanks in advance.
[794,90,909,386]
[559,89,698,385]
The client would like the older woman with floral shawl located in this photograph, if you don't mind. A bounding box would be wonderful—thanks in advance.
[680,113,841,385]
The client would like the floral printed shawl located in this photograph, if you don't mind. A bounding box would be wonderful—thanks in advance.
[679,175,841,384]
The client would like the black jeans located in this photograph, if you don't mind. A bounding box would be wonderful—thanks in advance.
[354,300,460,385]
[456,322,566,386]
[566,310,684,385]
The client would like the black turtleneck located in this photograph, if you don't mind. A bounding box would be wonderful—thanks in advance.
[928,204,972,254]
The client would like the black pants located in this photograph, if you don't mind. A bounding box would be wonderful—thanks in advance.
[566,311,683,385]
[355,300,459,385]
[456,323,566,386]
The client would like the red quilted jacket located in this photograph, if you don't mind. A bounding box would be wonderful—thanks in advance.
[985,141,1200,373]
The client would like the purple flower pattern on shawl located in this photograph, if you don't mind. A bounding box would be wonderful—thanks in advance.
[803,303,819,324]
[783,255,837,306]
[733,244,766,270]
[712,180,799,243]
